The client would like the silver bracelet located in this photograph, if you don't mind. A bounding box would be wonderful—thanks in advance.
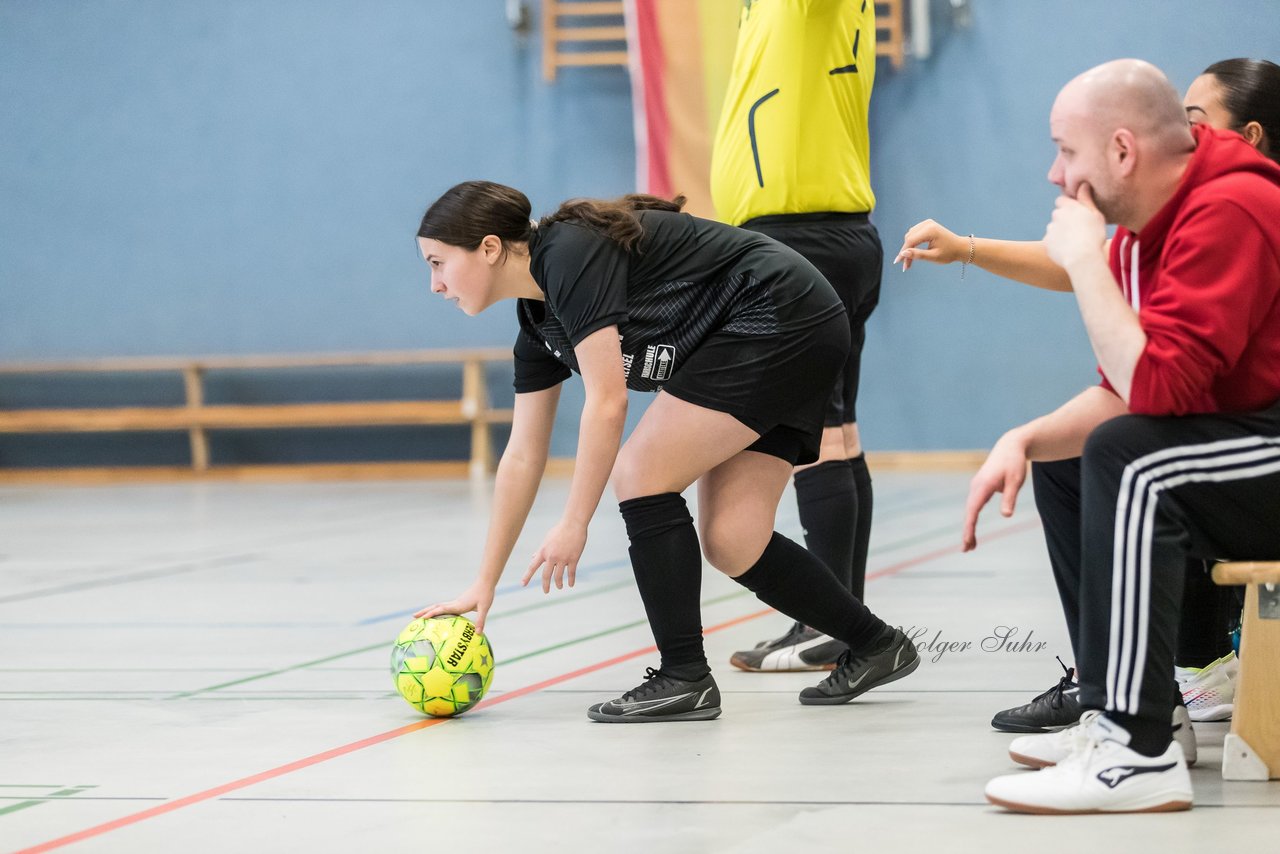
[961,234,976,280]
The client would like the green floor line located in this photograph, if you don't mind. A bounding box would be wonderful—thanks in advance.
[169,578,638,700]
[500,620,647,665]
[168,490,963,701]
[0,785,94,818]
[167,643,389,700]
[499,589,752,667]
[171,588,756,701]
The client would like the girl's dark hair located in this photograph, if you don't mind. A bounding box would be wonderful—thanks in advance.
[538,193,686,252]
[417,180,534,251]
[1202,58,1280,164]
[418,180,685,254]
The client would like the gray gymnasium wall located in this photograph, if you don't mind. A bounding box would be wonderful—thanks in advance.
[1,0,1277,464]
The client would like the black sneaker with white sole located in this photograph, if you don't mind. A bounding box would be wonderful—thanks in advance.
[730,622,847,672]
[587,667,721,723]
[991,657,1082,733]
[798,627,920,705]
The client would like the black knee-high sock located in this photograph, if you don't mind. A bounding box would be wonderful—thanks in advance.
[734,532,887,654]
[849,453,873,602]
[618,493,709,680]
[793,460,856,593]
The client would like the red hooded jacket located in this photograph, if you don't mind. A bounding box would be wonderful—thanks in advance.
[1105,124,1280,415]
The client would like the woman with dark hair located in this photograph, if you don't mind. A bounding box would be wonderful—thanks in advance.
[890,58,1280,737]
[414,181,919,722]
[1185,58,1280,164]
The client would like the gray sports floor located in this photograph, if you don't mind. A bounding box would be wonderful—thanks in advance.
[2,472,1277,853]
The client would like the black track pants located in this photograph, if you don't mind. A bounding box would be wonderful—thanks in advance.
[1032,402,1280,724]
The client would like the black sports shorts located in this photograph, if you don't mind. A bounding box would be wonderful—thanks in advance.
[663,311,850,466]
[741,212,883,426]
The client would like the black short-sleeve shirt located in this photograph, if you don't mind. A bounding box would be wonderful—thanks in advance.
[513,210,841,394]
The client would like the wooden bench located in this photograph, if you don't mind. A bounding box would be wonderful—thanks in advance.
[0,349,514,483]
[1212,560,1280,781]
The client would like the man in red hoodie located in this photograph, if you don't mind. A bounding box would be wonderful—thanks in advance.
[975,59,1280,814]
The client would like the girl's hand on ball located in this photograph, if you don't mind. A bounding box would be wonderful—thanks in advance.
[894,219,966,270]
[415,580,496,632]
[522,519,587,594]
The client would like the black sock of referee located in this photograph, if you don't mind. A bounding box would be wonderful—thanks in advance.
[734,532,888,654]
[793,459,856,593]
[618,492,709,681]
[849,452,873,602]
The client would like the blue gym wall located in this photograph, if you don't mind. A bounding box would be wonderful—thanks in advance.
[1,0,1278,464]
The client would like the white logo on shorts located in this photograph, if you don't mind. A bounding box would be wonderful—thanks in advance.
[641,344,675,381]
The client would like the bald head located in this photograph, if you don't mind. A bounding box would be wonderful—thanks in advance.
[1055,59,1193,156]
[1047,59,1197,228]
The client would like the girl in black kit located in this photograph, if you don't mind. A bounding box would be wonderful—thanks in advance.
[415,181,918,722]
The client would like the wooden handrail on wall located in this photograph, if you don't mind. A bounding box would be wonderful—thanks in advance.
[0,349,514,483]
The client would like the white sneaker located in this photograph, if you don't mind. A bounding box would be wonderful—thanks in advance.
[1175,652,1236,722]
[986,714,1193,814]
[1171,704,1197,766]
[1009,706,1196,768]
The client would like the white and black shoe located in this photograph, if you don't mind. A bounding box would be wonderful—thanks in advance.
[986,713,1193,814]
[798,627,920,705]
[730,622,846,672]
[1008,706,1197,768]
[991,657,1082,733]
[587,668,721,723]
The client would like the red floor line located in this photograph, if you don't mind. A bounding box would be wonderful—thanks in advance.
[865,518,1042,582]
[13,606,773,854]
[16,522,1042,854]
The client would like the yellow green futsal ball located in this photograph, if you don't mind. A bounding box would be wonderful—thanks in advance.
[391,615,495,717]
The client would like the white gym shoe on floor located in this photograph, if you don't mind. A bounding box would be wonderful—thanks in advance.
[1175,652,1236,722]
[986,714,1193,814]
[1008,706,1196,768]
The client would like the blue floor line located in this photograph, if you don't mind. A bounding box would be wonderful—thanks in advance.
[353,556,634,626]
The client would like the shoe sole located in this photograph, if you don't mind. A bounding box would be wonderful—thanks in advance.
[1010,750,1199,770]
[587,707,722,723]
[990,718,1077,734]
[1008,750,1056,769]
[1187,704,1233,722]
[798,652,921,706]
[985,793,1192,814]
[729,651,837,673]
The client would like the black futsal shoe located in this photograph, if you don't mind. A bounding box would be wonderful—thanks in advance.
[991,657,1082,733]
[587,667,721,723]
[798,627,920,705]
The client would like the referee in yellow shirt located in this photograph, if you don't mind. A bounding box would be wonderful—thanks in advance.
[712,0,883,672]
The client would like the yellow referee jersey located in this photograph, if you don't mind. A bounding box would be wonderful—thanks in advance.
[710,0,876,226]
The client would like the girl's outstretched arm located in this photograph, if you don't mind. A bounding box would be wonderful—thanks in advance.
[417,382,561,630]
[522,325,628,594]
